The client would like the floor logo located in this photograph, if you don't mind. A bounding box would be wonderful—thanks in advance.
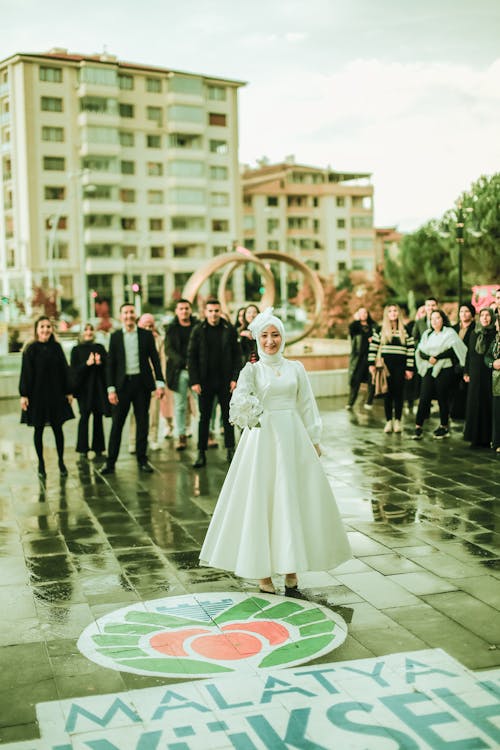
[78,592,348,678]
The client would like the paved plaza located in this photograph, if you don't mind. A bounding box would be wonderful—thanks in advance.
[0,394,499,749]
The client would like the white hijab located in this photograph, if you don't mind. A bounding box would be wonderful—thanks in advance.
[248,307,286,366]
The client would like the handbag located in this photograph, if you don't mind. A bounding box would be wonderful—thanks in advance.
[493,369,500,397]
[372,342,390,397]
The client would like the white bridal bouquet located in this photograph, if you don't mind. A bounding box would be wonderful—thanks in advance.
[229,391,263,429]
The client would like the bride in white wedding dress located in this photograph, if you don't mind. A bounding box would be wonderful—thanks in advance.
[199,308,352,594]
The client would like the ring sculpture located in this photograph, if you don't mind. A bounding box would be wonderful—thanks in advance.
[182,248,324,344]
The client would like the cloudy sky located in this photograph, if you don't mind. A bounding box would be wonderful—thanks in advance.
[3,0,499,230]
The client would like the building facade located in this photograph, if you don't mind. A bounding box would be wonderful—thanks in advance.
[0,49,244,318]
[241,161,375,281]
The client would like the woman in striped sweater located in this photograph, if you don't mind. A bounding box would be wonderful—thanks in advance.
[369,304,415,433]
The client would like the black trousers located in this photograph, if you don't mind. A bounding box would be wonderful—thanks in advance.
[416,367,455,427]
[107,376,150,465]
[76,405,105,453]
[383,354,406,421]
[198,383,234,451]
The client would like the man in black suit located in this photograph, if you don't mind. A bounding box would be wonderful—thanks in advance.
[101,303,165,474]
[188,298,242,468]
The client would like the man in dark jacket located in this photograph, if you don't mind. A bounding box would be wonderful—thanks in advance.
[188,298,242,468]
[165,299,197,451]
[101,303,164,474]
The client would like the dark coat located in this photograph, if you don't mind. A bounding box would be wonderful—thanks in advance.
[411,317,432,347]
[165,315,197,391]
[187,319,242,387]
[348,320,377,385]
[106,327,164,394]
[450,323,475,419]
[464,328,495,445]
[70,341,110,415]
[19,339,74,427]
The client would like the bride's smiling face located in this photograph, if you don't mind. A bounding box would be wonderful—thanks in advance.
[260,325,282,355]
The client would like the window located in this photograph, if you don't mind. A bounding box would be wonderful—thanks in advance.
[118,74,134,90]
[208,112,226,126]
[120,188,136,202]
[45,216,67,230]
[352,258,375,271]
[42,126,64,142]
[86,126,119,144]
[80,96,118,115]
[119,103,134,118]
[146,77,162,93]
[169,133,202,149]
[150,246,164,258]
[147,189,164,204]
[147,106,162,125]
[79,66,117,86]
[210,165,228,180]
[170,188,204,204]
[123,245,137,258]
[171,216,205,231]
[352,238,373,251]
[147,161,163,176]
[149,218,163,231]
[169,160,205,177]
[267,218,279,233]
[209,139,228,154]
[351,216,372,229]
[169,76,203,95]
[267,196,278,207]
[211,192,229,206]
[44,186,65,200]
[119,131,134,146]
[287,217,308,230]
[243,216,255,229]
[121,160,135,175]
[207,85,226,101]
[147,274,164,309]
[337,240,346,250]
[212,246,226,256]
[212,219,229,232]
[313,197,319,207]
[85,214,114,228]
[352,195,372,210]
[267,240,279,250]
[121,217,136,230]
[287,195,307,207]
[338,261,347,272]
[86,185,113,199]
[83,156,118,173]
[313,219,320,233]
[337,218,346,229]
[168,105,204,123]
[336,196,345,207]
[146,134,161,148]
[39,66,62,83]
[41,96,63,112]
[43,156,65,171]
[173,245,188,257]
[87,244,112,258]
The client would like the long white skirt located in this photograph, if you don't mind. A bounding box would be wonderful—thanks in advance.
[200,408,352,579]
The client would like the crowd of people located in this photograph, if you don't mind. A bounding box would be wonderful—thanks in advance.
[18,290,500,483]
[347,291,500,451]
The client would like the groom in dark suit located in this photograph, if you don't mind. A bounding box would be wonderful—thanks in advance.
[101,303,164,474]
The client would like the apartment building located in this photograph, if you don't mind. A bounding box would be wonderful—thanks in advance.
[241,160,376,281]
[0,49,244,318]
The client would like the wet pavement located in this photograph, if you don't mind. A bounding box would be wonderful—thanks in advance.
[0,395,499,747]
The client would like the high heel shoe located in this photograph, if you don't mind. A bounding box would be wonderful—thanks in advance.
[37,463,46,480]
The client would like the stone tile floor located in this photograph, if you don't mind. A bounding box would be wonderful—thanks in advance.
[0,395,499,747]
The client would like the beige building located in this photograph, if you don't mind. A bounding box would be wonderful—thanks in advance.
[241,160,375,281]
[0,49,244,319]
[375,226,403,266]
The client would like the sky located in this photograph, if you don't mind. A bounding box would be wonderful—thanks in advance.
[2,0,500,231]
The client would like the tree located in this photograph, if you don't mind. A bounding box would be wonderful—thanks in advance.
[384,222,456,304]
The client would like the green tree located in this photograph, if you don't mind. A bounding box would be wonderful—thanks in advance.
[384,221,456,304]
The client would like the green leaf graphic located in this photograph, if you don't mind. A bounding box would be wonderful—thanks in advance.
[117,657,231,674]
[214,596,269,625]
[258,635,334,668]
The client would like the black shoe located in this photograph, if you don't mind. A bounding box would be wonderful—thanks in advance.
[138,462,154,473]
[285,586,306,599]
[433,426,450,439]
[193,451,206,468]
[37,463,46,480]
[412,427,423,440]
[100,463,115,475]
[58,461,68,477]
[226,448,235,464]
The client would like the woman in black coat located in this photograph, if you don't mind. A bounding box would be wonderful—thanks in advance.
[346,307,377,410]
[70,323,110,457]
[19,316,74,478]
[485,316,500,453]
[464,308,496,447]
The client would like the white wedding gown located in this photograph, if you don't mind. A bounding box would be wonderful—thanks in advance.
[199,359,352,579]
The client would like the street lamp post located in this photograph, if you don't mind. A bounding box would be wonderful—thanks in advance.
[456,204,464,306]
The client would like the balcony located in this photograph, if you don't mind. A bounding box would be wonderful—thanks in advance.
[78,111,120,129]
[82,198,122,214]
[77,82,118,100]
[79,142,121,157]
[84,227,123,245]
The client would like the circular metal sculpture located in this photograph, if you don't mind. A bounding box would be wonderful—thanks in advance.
[182,247,324,344]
